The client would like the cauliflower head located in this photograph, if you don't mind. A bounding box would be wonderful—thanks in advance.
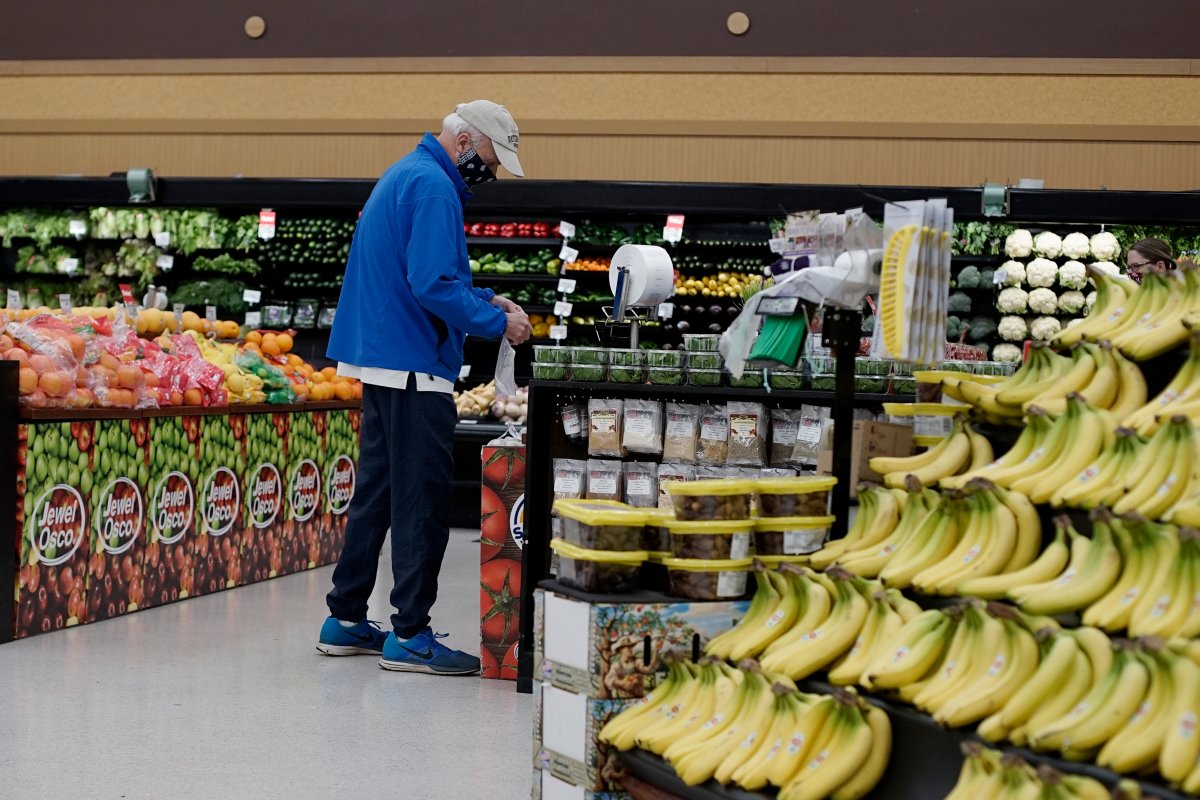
[1030,316,1062,341]
[999,315,1029,342]
[1090,231,1121,261]
[992,343,1024,363]
[1005,229,1034,258]
[1028,287,1059,315]
[1058,261,1088,290]
[1033,231,1064,258]
[1057,290,1086,314]
[1000,260,1026,286]
[997,286,1029,314]
[1026,258,1059,288]
[1061,232,1091,260]
[1091,261,1121,278]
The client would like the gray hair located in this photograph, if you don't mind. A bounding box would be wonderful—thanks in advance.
[442,112,488,149]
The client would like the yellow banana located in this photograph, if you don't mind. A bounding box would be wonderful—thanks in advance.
[1028,646,1150,753]
[1159,650,1200,784]
[707,563,781,660]
[761,570,868,680]
[1008,513,1121,616]
[727,568,796,661]
[778,701,875,800]
[933,614,1039,728]
[1096,650,1176,774]
[955,514,1070,599]
[829,701,891,800]
[861,609,952,690]
[1122,332,1200,435]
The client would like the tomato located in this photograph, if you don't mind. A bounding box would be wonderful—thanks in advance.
[481,447,526,490]
[480,485,509,563]
[480,557,521,644]
[480,647,500,679]
[501,640,519,680]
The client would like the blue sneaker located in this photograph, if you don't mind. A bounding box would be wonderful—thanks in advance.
[380,628,482,675]
[316,616,388,656]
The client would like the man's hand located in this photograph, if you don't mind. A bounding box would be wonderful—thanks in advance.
[505,312,533,345]
[492,295,523,314]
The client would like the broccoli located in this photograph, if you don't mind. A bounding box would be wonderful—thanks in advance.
[946,315,964,339]
[979,268,996,285]
[947,292,972,314]
[955,265,981,289]
[968,315,998,342]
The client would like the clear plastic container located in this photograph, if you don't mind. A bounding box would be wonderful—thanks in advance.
[532,362,570,381]
[667,478,754,521]
[550,539,647,593]
[687,369,723,387]
[534,345,573,364]
[688,353,722,370]
[572,347,609,365]
[768,372,805,390]
[755,477,837,518]
[608,349,645,367]
[728,371,765,389]
[645,350,685,368]
[553,500,648,551]
[667,519,753,560]
[571,363,607,382]
[609,365,647,384]
[683,334,720,352]
[648,366,684,386]
[661,557,752,600]
[753,515,835,556]
[810,373,836,391]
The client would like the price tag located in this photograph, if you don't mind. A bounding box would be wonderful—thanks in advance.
[459,364,471,380]
[258,209,277,240]
[556,278,577,294]
[657,302,674,320]
[68,219,87,238]
[118,284,135,305]
[769,237,787,254]
[205,306,217,322]
[244,310,262,328]
[58,293,73,312]
[6,289,22,309]
[155,254,174,271]
[549,324,568,341]
[557,221,576,239]
[243,289,262,304]
[757,296,801,316]
[993,268,1007,286]
[559,245,579,264]
[57,257,79,275]
[124,302,139,322]
[153,231,171,248]
[663,214,686,244]
[174,303,185,327]
[554,300,574,316]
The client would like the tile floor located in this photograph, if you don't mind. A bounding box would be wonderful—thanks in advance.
[0,530,533,800]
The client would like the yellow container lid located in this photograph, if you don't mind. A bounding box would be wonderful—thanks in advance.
[644,509,677,524]
[666,519,755,535]
[553,499,649,526]
[756,554,812,565]
[753,515,836,531]
[660,557,753,571]
[913,370,1006,386]
[645,550,671,563]
[549,538,648,564]
[666,478,756,497]
[754,476,837,495]
[883,402,959,417]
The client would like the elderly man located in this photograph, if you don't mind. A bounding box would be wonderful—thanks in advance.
[317,101,532,676]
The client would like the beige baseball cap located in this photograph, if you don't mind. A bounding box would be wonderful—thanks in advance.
[455,100,524,178]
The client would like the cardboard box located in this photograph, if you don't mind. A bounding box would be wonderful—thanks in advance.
[481,440,526,680]
[817,419,913,491]
[537,767,627,800]
[536,683,635,796]
[536,589,749,699]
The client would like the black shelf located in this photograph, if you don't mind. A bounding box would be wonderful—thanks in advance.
[466,237,562,247]
[526,380,904,406]
[473,273,562,284]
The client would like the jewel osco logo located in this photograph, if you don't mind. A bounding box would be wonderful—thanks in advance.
[201,467,240,536]
[29,484,87,566]
[96,477,144,556]
[249,463,283,529]
[151,471,194,545]
[326,455,356,515]
[289,459,320,522]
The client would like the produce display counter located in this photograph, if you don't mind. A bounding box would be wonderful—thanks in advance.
[2,357,361,645]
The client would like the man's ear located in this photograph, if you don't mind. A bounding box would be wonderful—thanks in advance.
[456,132,472,154]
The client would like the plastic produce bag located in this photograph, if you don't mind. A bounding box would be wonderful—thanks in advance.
[495,338,517,398]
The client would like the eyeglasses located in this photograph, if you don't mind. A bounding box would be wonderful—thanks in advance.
[1127,260,1155,270]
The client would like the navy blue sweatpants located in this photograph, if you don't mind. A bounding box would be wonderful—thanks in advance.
[326,378,457,638]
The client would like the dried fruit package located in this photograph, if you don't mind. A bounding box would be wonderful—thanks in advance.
[769,407,804,467]
[662,402,699,463]
[551,458,588,543]
[697,404,729,466]
[726,401,767,467]
[586,459,623,502]
[622,399,664,455]
[559,402,587,445]
[587,398,624,458]
[623,461,659,508]
[657,462,697,509]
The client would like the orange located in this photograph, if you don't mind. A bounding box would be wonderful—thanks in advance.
[18,366,37,395]
[246,330,263,346]
[311,371,326,384]
[321,366,337,381]
[261,333,281,357]
[352,382,363,400]
[334,381,354,401]
[276,333,293,354]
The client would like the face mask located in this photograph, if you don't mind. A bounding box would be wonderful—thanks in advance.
[456,148,496,186]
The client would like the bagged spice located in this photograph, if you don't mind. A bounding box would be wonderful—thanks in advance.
[657,462,697,509]
[588,398,624,458]
[586,459,624,502]
[560,402,587,445]
[663,402,699,463]
[623,461,659,508]
[697,404,729,466]
[726,401,767,467]
[622,399,664,455]
[770,407,804,467]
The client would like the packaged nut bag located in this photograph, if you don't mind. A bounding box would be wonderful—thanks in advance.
[559,402,587,445]
[657,462,697,509]
[622,399,664,455]
[726,401,767,467]
[623,461,659,508]
[663,402,699,464]
[586,459,623,502]
[770,407,804,467]
[588,398,624,458]
[697,404,729,466]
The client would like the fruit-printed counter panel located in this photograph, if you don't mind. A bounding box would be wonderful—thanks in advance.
[6,404,360,642]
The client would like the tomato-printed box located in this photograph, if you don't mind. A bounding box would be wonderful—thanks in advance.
[15,421,94,637]
[86,418,151,622]
[193,414,246,596]
[238,412,288,585]
[481,440,526,681]
[143,414,201,608]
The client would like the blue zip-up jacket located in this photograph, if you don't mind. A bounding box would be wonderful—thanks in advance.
[326,133,506,382]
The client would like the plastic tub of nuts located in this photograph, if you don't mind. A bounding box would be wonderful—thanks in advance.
[550,538,647,593]
[641,509,675,554]
[753,515,835,556]
[667,519,753,560]
[661,557,752,600]
[667,478,754,521]
[755,476,837,517]
[553,500,648,551]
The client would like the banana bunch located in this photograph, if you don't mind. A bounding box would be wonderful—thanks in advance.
[945,344,1071,424]
[868,417,993,489]
[1006,513,1122,616]
[807,485,902,571]
[945,743,1112,800]
[833,482,944,578]
[1053,266,1137,348]
[1124,332,1200,436]
[1049,427,1147,509]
